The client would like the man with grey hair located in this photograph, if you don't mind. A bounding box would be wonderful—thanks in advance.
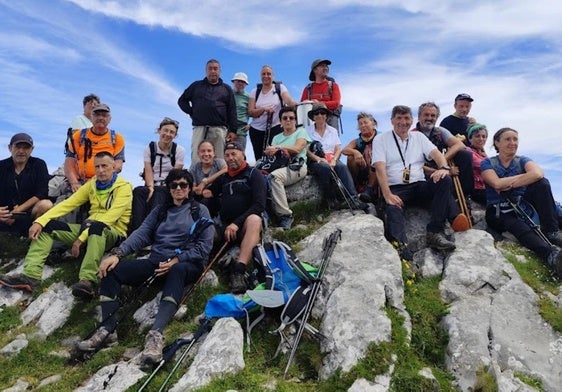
[178,59,238,162]
[414,101,474,198]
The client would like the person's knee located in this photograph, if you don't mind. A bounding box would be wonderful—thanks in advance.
[243,214,263,234]
[88,221,109,236]
[32,199,53,218]
[44,220,71,234]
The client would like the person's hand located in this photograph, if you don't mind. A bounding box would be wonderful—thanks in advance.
[99,255,120,278]
[224,223,239,242]
[71,239,83,257]
[192,183,205,195]
[0,206,14,224]
[355,154,367,168]
[430,169,449,183]
[70,182,81,193]
[449,166,460,176]
[329,158,337,168]
[28,222,43,240]
[155,257,179,277]
[385,193,403,207]
[202,189,213,198]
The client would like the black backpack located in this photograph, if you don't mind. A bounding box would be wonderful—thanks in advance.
[140,141,177,180]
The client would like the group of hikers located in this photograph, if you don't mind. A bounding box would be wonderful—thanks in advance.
[1,57,562,370]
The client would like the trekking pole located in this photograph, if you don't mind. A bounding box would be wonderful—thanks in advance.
[283,229,341,378]
[505,196,552,246]
[178,241,229,307]
[154,318,212,392]
[328,167,356,215]
[448,160,472,228]
[262,112,274,154]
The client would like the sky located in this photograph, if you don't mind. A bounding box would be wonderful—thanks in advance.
[0,0,561,199]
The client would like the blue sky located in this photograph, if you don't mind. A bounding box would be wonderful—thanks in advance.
[1,0,561,199]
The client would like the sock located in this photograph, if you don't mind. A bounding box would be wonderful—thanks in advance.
[100,299,119,332]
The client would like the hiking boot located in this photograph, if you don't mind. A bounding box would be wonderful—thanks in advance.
[71,280,97,301]
[0,273,40,293]
[326,198,344,211]
[451,213,470,232]
[76,326,118,352]
[426,232,456,251]
[230,271,247,294]
[394,242,413,262]
[546,248,562,279]
[351,196,369,212]
[278,215,294,230]
[546,231,562,247]
[140,330,165,367]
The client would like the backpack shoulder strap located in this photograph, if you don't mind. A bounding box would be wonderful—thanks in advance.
[274,82,284,107]
[170,142,177,167]
[65,127,77,155]
[255,83,263,100]
[149,141,157,168]
[110,129,116,146]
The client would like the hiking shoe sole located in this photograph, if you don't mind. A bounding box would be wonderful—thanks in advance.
[0,274,39,293]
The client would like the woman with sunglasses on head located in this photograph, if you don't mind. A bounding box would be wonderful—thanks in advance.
[130,117,186,232]
[190,140,227,218]
[306,103,367,211]
[248,65,298,161]
[263,106,310,229]
[76,168,214,367]
[481,127,562,277]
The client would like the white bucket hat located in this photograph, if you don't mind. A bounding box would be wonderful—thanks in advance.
[231,72,249,85]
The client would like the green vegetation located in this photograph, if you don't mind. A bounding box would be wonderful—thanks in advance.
[473,367,497,392]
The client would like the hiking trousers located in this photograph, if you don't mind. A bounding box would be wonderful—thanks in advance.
[385,178,457,244]
[23,220,122,282]
[308,160,357,201]
[99,255,204,331]
[130,185,168,233]
[269,165,307,217]
[191,126,228,163]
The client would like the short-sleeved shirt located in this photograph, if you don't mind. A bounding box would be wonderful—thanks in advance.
[306,124,341,154]
[480,155,531,205]
[440,115,469,139]
[65,128,125,180]
[373,130,436,186]
[189,158,226,184]
[70,114,92,130]
[271,127,311,161]
[143,142,186,184]
[249,83,288,131]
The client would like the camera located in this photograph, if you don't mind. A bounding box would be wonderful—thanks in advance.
[402,167,410,184]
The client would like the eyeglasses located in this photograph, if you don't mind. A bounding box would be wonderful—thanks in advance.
[169,182,189,189]
[313,111,327,116]
[161,117,179,128]
[281,116,296,121]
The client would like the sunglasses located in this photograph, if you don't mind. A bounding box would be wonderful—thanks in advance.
[169,182,189,189]
[313,111,327,116]
[281,116,296,121]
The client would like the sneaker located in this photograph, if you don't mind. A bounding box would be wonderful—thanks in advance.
[278,215,294,230]
[451,213,470,232]
[140,330,165,367]
[71,280,97,301]
[230,271,248,294]
[546,248,562,279]
[0,273,40,293]
[426,232,456,251]
[76,326,118,352]
[546,231,562,247]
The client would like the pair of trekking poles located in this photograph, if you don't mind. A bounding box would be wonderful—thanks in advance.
[448,159,472,228]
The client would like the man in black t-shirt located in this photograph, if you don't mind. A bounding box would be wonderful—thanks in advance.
[439,93,476,143]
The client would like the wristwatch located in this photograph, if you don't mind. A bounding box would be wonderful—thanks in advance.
[439,165,451,171]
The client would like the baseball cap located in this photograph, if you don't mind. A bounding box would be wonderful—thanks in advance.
[309,59,331,81]
[455,93,474,102]
[224,141,244,152]
[231,72,249,85]
[93,103,111,112]
[10,133,33,146]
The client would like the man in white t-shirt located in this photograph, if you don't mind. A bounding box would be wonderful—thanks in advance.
[373,105,469,259]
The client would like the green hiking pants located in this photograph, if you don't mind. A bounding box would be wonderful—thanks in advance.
[23,220,122,282]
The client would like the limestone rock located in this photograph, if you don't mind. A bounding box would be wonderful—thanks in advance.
[0,334,27,357]
[21,282,74,336]
[74,361,146,392]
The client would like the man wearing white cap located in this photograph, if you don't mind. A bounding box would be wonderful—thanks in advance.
[0,133,53,235]
[231,72,250,150]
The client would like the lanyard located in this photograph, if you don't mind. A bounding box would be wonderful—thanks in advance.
[392,131,409,168]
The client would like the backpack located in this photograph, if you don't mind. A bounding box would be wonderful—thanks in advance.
[64,127,117,164]
[255,81,284,108]
[140,141,178,180]
[255,149,291,174]
[203,241,318,348]
[306,77,343,132]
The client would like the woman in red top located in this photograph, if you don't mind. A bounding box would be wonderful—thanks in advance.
[466,123,488,205]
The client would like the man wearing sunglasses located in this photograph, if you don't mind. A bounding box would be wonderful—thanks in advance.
[210,141,267,293]
[0,151,132,301]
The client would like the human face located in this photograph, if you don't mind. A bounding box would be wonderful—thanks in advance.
[94,155,115,183]
[313,111,327,126]
[495,130,518,155]
[233,80,247,93]
[418,106,438,131]
[281,112,297,131]
[9,143,33,165]
[261,67,273,86]
[84,99,100,119]
[169,179,190,205]
[391,113,413,138]
[469,129,487,150]
[92,110,111,132]
[206,62,220,84]
[357,117,376,138]
[158,124,178,144]
[314,63,329,79]
[454,100,472,118]
[198,141,216,165]
[224,149,245,171]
